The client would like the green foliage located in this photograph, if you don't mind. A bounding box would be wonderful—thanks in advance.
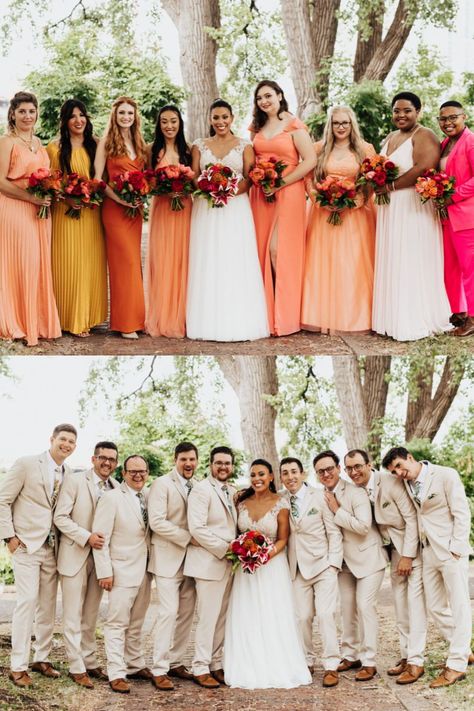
[0,546,14,585]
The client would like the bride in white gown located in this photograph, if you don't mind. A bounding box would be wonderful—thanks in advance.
[224,459,312,689]
[186,99,269,341]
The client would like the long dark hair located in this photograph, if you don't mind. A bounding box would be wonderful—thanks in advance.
[151,105,191,169]
[237,458,277,504]
[58,99,96,176]
[251,80,289,133]
[209,98,234,137]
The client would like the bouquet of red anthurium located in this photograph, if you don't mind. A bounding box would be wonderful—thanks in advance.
[313,176,358,225]
[110,170,151,217]
[415,169,455,220]
[226,530,273,574]
[194,163,239,208]
[151,163,195,211]
[27,168,63,219]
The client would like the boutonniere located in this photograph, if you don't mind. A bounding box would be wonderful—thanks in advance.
[307,507,318,516]
[428,492,437,500]
[382,501,391,508]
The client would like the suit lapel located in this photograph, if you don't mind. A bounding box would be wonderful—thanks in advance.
[39,452,52,504]
[297,485,313,523]
[121,482,145,529]
[421,462,435,507]
[209,477,234,520]
[374,471,382,505]
[171,470,187,503]
[86,469,97,506]
[445,128,467,174]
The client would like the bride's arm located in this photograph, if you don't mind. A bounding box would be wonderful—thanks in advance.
[236,144,253,195]
[268,507,290,559]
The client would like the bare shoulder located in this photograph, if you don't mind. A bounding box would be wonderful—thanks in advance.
[414,125,438,144]
[0,134,14,150]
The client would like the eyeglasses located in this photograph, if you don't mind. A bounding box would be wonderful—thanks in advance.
[315,465,337,477]
[437,113,464,123]
[125,469,148,476]
[95,455,117,464]
[332,121,351,129]
[344,463,366,474]
[212,461,233,468]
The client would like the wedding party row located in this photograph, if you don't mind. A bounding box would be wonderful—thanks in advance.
[0,428,471,693]
[0,82,473,346]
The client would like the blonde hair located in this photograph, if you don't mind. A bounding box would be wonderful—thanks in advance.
[315,106,367,182]
[104,96,147,163]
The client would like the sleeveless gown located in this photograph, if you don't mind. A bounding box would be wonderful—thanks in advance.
[186,139,269,341]
[224,498,311,689]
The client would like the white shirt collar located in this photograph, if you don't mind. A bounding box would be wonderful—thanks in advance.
[93,471,110,489]
[174,467,192,493]
[292,482,308,503]
[410,461,427,492]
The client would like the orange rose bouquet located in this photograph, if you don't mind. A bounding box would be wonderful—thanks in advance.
[62,174,106,219]
[151,163,195,211]
[110,170,151,217]
[226,530,274,574]
[415,169,455,220]
[27,168,63,219]
[249,156,287,203]
[313,176,357,225]
[357,155,399,205]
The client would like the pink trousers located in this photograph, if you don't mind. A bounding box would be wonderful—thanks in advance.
[443,221,474,316]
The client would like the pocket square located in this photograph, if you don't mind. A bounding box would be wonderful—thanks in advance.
[382,501,391,508]
[307,507,318,516]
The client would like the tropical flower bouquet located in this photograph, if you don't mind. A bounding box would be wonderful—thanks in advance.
[415,169,455,220]
[151,163,195,211]
[194,163,239,208]
[357,155,399,205]
[226,530,273,574]
[62,174,106,219]
[27,168,63,219]
[249,156,287,203]
[110,170,151,217]
[313,176,358,225]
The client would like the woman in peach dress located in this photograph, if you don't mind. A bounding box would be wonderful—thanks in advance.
[301,106,376,334]
[250,80,316,336]
[0,91,61,347]
[95,96,147,339]
[145,105,192,338]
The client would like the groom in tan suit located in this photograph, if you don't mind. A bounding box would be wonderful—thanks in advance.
[185,446,237,689]
[383,446,473,688]
[280,457,343,688]
[54,441,119,688]
[0,423,77,688]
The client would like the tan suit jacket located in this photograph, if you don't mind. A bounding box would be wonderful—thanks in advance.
[404,461,472,561]
[54,469,119,577]
[0,452,71,554]
[333,479,388,579]
[92,482,150,586]
[373,470,420,564]
[184,476,237,581]
[148,469,192,577]
[284,485,343,581]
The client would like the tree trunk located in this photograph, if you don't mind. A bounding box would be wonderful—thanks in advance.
[161,0,220,141]
[332,356,369,451]
[353,8,383,82]
[363,356,391,458]
[361,0,415,82]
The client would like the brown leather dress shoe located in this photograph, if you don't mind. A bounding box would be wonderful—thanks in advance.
[451,316,474,337]
[210,669,225,684]
[396,664,424,684]
[387,658,407,676]
[69,672,94,689]
[430,667,466,688]
[152,674,174,690]
[193,673,220,688]
[128,667,153,680]
[87,666,108,680]
[31,662,60,678]
[337,658,362,672]
[169,665,194,680]
[469,652,474,665]
[110,678,130,693]
[322,670,339,687]
[9,670,33,687]
[355,666,377,681]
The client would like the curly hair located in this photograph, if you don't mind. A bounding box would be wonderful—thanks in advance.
[104,96,147,164]
[251,80,289,133]
[315,106,368,182]
[58,99,97,176]
[7,91,38,132]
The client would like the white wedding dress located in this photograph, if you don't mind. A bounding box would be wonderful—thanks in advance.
[186,139,269,341]
[224,498,312,689]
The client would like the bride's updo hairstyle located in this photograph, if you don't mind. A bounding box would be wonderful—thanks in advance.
[237,458,276,503]
[209,98,234,137]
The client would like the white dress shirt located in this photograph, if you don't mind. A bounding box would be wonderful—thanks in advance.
[409,462,428,502]
[46,451,64,495]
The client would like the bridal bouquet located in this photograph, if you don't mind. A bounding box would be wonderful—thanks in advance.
[194,163,239,208]
[110,169,151,217]
[62,174,106,219]
[151,163,195,211]
[357,155,399,205]
[313,176,357,225]
[249,156,286,203]
[415,169,455,220]
[226,530,273,574]
[27,168,63,219]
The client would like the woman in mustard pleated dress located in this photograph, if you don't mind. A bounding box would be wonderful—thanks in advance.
[47,99,107,337]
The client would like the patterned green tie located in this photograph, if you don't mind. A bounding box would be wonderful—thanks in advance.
[290,495,299,519]
[413,480,421,506]
[137,492,148,526]
[222,484,232,511]
[185,480,193,496]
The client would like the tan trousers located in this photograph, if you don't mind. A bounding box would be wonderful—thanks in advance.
[103,575,151,681]
[390,550,426,666]
[192,569,232,676]
[152,568,196,676]
[293,566,340,670]
[11,543,58,671]
[61,553,104,673]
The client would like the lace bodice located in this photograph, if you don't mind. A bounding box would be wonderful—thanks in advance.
[193,138,249,179]
[237,497,289,542]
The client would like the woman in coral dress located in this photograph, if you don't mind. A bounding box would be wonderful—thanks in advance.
[0,91,61,347]
[301,106,376,334]
[249,80,316,336]
[95,96,147,339]
[145,105,192,338]
[47,99,107,337]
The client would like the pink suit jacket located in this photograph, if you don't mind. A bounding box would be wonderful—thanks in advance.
[442,127,474,231]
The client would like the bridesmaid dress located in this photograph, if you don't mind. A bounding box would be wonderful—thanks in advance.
[102,154,145,334]
[250,117,307,336]
[0,142,61,346]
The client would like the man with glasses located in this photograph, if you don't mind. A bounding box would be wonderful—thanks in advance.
[314,450,388,681]
[437,100,474,337]
[185,446,237,688]
[92,454,152,693]
[344,449,425,684]
[54,441,119,688]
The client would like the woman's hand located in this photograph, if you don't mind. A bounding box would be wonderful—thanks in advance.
[28,194,52,207]
[64,197,81,211]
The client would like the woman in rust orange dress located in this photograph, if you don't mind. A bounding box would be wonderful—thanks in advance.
[95,96,147,339]
[145,105,192,338]
[249,80,316,336]
[0,91,61,347]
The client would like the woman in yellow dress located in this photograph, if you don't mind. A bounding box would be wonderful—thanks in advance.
[47,99,107,336]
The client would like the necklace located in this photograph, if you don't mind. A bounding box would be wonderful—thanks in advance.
[14,129,35,152]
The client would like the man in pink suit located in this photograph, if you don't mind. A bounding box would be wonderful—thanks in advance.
[438,101,474,336]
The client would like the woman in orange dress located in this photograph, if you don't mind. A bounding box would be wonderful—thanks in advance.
[0,91,61,347]
[145,105,192,338]
[249,80,316,336]
[95,96,147,339]
[301,106,376,334]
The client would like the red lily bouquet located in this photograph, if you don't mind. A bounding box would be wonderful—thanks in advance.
[63,174,106,219]
[314,176,357,225]
[358,155,399,205]
[27,168,63,219]
[249,156,287,203]
[415,169,455,220]
[110,170,151,217]
[226,530,274,574]
[194,163,239,208]
[151,163,195,211]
